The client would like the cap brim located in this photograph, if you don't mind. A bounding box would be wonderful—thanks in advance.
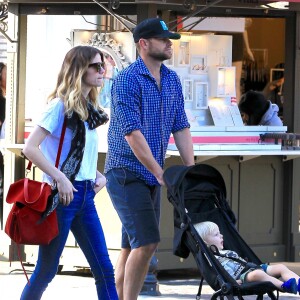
[134,31,181,43]
[168,32,181,40]
[155,32,181,40]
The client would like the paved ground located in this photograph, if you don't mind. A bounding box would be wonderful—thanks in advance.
[1,261,300,299]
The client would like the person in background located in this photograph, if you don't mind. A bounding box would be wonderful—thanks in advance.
[263,77,284,102]
[21,46,118,300]
[262,63,285,117]
[238,90,283,126]
[104,17,194,300]
[194,221,300,294]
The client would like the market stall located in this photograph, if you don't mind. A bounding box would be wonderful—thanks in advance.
[1,1,300,270]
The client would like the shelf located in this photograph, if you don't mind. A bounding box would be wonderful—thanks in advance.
[4,144,109,157]
[7,144,300,163]
[5,144,25,157]
[167,150,300,163]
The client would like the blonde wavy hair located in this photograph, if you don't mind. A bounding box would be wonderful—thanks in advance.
[48,45,104,121]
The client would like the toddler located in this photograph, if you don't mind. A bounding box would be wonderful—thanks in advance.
[194,221,300,294]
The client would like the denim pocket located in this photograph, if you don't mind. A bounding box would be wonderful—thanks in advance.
[109,168,139,187]
[110,168,127,186]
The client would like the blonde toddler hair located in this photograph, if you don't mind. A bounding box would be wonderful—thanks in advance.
[194,221,219,243]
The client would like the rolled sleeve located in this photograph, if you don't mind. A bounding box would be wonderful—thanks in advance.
[113,74,142,136]
[172,110,190,133]
[172,86,190,133]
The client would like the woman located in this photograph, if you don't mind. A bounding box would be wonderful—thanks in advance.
[21,46,118,299]
[238,90,283,126]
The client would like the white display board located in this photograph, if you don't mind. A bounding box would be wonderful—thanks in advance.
[181,17,245,32]
[168,34,235,127]
[209,105,244,127]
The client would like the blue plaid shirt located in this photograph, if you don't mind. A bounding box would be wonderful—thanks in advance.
[104,57,190,185]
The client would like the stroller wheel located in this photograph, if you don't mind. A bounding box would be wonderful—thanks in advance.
[221,283,232,294]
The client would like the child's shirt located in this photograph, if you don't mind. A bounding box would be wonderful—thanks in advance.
[216,250,247,279]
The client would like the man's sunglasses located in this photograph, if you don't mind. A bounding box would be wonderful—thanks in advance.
[88,62,105,73]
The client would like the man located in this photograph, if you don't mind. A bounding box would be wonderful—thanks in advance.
[104,17,194,300]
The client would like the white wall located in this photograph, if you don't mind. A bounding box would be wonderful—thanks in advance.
[25,15,98,123]
[170,34,234,127]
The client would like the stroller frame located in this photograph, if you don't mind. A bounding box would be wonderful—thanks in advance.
[163,163,279,300]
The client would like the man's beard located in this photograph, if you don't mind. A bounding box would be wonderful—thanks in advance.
[148,51,172,62]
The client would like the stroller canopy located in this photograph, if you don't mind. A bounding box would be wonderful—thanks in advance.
[164,164,227,203]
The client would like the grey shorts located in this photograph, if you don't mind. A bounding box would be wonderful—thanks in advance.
[105,168,161,249]
[239,263,269,283]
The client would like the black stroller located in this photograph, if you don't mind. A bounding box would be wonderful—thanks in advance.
[163,163,279,300]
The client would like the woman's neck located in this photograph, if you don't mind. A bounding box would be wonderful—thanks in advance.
[81,84,91,101]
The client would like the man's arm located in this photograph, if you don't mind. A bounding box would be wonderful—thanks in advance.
[173,128,194,166]
[125,130,165,185]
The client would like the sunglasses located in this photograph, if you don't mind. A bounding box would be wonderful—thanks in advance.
[88,62,105,73]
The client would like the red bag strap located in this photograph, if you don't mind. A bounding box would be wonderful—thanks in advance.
[26,117,67,172]
[23,178,49,204]
[54,117,67,168]
[17,245,30,285]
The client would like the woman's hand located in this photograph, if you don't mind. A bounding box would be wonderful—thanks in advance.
[56,173,77,206]
[94,171,107,194]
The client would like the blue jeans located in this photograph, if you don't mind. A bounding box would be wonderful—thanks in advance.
[20,180,118,300]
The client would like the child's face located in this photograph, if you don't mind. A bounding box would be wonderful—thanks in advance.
[205,227,224,250]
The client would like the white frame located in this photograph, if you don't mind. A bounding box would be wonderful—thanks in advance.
[178,41,190,66]
[190,55,207,74]
[217,67,235,97]
[208,66,236,97]
[194,81,208,109]
[183,79,193,102]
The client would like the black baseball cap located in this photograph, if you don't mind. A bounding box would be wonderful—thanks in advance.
[133,18,181,43]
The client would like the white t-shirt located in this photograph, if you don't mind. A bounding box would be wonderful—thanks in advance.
[38,98,98,184]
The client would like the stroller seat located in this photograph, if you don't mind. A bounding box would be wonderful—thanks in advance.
[163,163,279,300]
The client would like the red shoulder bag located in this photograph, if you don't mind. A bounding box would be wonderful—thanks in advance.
[5,118,67,245]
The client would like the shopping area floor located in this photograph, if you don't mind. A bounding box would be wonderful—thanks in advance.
[0,262,299,299]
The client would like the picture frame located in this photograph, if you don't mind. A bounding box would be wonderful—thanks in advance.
[208,66,236,97]
[183,79,193,102]
[194,81,208,109]
[190,55,207,74]
[178,41,190,67]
